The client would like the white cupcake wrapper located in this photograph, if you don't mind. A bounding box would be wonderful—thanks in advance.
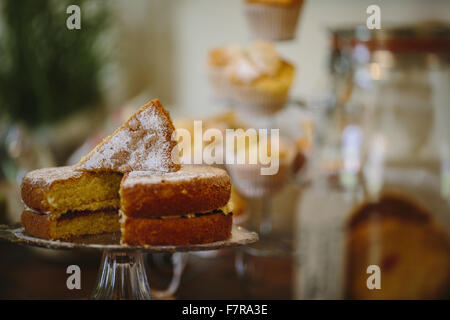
[228,83,289,116]
[206,67,230,101]
[227,163,292,198]
[244,2,303,41]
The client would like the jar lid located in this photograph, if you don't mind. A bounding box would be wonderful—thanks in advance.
[330,21,450,53]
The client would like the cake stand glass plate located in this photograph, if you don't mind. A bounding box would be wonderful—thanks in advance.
[0,225,258,300]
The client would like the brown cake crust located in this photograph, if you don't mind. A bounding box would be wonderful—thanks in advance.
[21,166,81,213]
[121,212,232,246]
[21,166,121,215]
[120,165,231,218]
[21,209,54,240]
[21,209,120,240]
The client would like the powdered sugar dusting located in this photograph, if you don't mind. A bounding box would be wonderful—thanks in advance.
[76,100,178,173]
[123,165,228,187]
[22,166,83,189]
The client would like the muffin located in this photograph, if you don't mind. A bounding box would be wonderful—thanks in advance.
[206,42,295,116]
[243,0,306,41]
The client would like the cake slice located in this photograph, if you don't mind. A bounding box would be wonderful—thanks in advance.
[21,166,122,218]
[76,99,180,173]
[20,166,122,239]
[120,165,233,246]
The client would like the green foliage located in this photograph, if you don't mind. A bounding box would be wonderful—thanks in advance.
[0,0,109,127]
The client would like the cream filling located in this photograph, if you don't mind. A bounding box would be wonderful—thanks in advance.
[21,199,51,215]
[120,205,232,221]
[24,201,233,221]
[220,201,233,215]
[23,204,46,215]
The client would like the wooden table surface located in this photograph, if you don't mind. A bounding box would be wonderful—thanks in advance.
[0,242,293,300]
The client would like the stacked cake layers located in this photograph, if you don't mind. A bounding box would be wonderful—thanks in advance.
[120,165,232,245]
[20,99,234,245]
[21,167,122,239]
[21,165,233,245]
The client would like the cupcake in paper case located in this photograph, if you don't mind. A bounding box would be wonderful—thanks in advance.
[206,45,242,102]
[206,42,295,116]
[226,63,293,116]
[229,186,249,225]
[226,134,297,198]
[243,0,305,41]
[229,161,294,197]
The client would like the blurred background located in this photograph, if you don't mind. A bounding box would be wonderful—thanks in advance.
[0,0,450,299]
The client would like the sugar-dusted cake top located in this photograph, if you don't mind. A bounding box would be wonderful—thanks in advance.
[76,99,180,173]
[122,165,229,187]
[20,165,123,216]
[120,165,232,218]
[21,166,83,189]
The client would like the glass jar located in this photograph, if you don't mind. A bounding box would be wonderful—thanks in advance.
[295,22,450,300]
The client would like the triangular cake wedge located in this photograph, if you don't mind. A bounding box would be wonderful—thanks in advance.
[76,99,180,173]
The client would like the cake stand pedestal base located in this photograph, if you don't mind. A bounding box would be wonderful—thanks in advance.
[91,251,152,300]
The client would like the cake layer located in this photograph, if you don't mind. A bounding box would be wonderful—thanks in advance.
[21,166,122,217]
[121,212,232,246]
[120,165,231,218]
[76,99,180,173]
[21,209,120,240]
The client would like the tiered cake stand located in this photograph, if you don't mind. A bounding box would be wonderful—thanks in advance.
[0,225,258,300]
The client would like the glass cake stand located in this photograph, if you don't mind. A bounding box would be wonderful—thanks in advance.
[0,225,258,300]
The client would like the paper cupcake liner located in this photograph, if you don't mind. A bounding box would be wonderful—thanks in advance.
[206,66,231,102]
[227,162,292,198]
[232,210,249,225]
[244,2,303,41]
[228,82,290,116]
